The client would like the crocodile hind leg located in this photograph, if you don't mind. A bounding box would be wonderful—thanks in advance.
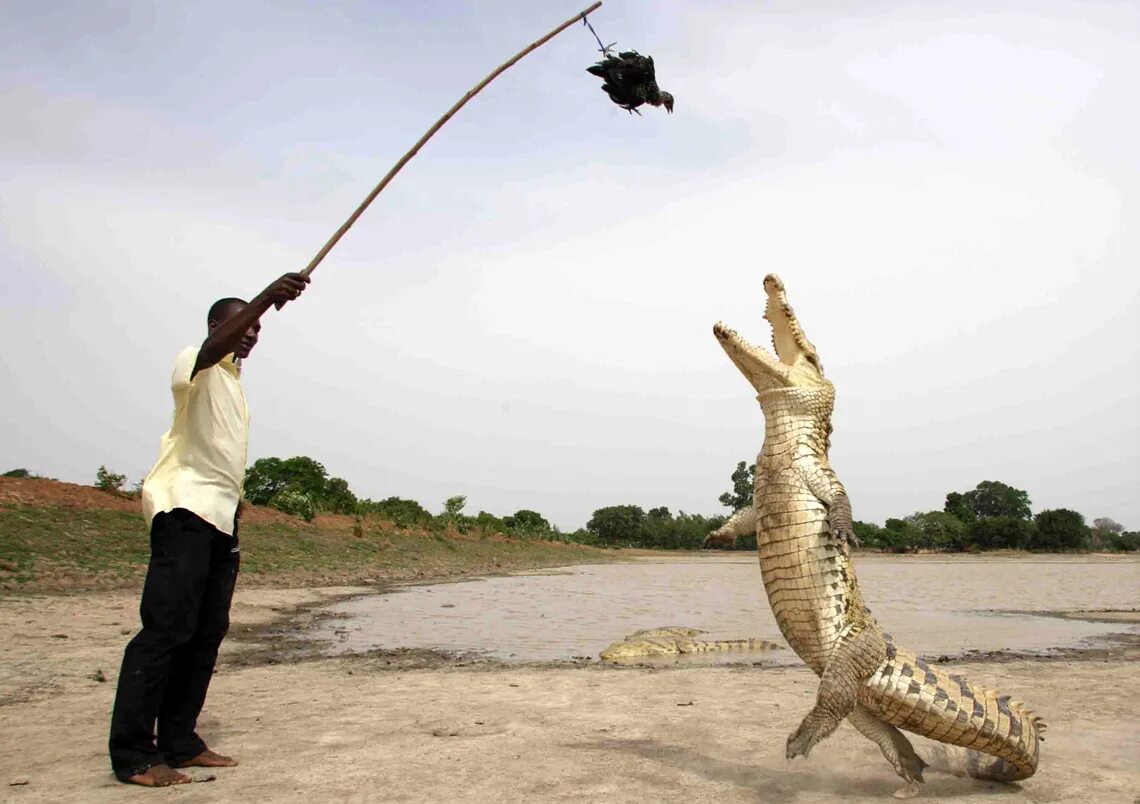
[847,706,927,799]
[786,624,886,761]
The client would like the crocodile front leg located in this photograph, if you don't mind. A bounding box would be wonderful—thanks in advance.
[799,457,858,547]
[703,506,756,548]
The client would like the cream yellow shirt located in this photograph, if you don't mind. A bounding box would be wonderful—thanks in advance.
[141,347,249,536]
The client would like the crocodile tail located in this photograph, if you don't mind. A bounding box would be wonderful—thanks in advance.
[860,644,1045,781]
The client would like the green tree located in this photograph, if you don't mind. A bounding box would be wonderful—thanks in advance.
[640,508,725,550]
[244,456,358,515]
[1106,530,1140,552]
[436,495,471,532]
[321,476,359,515]
[1031,509,1088,551]
[245,456,326,504]
[587,505,646,547]
[2,468,30,478]
[443,496,467,516]
[906,511,968,552]
[943,492,976,524]
[952,480,1032,520]
[95,465,127,493]
[967,516,1033,550]
[719,461,756,510]
[852,520,886,549]
[474,511,508,533]
[883,517,922,552]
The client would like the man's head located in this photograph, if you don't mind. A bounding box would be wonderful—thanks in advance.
[207,297,260,359]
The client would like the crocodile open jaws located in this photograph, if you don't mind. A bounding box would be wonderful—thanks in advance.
[712,274,1045,798]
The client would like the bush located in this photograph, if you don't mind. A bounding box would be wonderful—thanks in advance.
[2,468,30,478]
[563,528,599,546]
[360,496,432,528]
[474,511,508,534]
[504,509,552,538]
[269,487,316,521]
[905,511,969,552]
[95,466,127,493]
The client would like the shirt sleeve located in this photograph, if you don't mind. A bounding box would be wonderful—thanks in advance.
[171,347,201,393]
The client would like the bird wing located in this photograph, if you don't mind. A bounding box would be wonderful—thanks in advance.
[614,51,657,84]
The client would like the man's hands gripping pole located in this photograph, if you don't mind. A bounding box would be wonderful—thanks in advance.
[265,273,309,307]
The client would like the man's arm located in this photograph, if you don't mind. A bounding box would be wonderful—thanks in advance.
[193,273,309,378]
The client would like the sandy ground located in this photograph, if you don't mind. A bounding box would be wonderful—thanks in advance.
[2,587,1139,804]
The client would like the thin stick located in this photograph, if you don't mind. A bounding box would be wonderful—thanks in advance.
[299,1,603,279]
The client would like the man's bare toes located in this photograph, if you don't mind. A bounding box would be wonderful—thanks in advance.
[176,749,238,768]
[127,764,191,787]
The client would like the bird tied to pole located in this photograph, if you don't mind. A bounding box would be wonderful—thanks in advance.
[271,1,603,307]
[582,14,673,115]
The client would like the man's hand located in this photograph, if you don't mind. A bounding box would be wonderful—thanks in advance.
[264,273,310,308]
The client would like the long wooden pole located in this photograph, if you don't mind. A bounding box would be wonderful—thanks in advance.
[298,1,603,279]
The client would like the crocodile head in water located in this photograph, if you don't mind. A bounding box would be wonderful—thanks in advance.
[713,273,826,394]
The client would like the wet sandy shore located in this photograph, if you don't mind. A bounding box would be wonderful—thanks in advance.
[2,587,1139,803]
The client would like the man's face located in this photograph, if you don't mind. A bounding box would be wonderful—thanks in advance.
[209,302,261,359]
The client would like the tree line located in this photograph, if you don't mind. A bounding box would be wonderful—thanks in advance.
[236,456,727,548]
[234,455,1136,552]
[718,461,1138,553]
[5,457,1135,552]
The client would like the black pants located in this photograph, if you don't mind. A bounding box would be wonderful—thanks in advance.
[108,508,240,781]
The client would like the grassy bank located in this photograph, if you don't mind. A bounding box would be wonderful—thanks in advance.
[0,479,616,595]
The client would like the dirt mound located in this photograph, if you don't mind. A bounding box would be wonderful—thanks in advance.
[0,477,301,525]
[0,477,139,512]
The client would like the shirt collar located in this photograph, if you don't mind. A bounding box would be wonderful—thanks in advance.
[221,354,242,377]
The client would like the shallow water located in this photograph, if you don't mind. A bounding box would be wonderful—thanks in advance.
[316,554,1140,665]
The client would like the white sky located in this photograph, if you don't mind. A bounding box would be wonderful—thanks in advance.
[2,1,1137,530]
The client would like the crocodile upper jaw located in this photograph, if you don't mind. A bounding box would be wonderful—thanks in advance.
[713,273,825,394]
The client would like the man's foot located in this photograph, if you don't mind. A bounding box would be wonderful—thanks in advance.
[174,749,239,768]
[125,763,191,787]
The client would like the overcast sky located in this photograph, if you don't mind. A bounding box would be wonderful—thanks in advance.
[2,1,1137,530]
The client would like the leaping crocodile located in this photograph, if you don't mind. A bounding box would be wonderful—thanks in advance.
[712,275,1045,798]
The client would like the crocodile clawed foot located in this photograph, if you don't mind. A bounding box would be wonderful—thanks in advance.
[832,526,858,548]
[785,726,817,760]
[892,781,923,799]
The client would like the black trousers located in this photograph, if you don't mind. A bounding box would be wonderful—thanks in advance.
[108,507,240,780]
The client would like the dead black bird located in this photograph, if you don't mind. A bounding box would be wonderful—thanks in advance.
[586,50,673,115]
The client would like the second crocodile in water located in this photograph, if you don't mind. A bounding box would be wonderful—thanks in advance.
[712,275,1046,798]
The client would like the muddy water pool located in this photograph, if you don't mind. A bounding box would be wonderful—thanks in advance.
[315,554,1139,665]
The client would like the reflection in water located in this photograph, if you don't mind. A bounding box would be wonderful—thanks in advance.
[317,554,1140,664]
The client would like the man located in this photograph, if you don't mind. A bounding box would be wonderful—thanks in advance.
[109,272,309,787]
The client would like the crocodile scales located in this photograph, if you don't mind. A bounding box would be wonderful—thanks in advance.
[712,274,1045,798]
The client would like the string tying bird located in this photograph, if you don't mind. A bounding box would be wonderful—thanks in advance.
[586,50,674,115]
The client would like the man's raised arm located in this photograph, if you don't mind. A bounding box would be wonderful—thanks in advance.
[193,273,309,378]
